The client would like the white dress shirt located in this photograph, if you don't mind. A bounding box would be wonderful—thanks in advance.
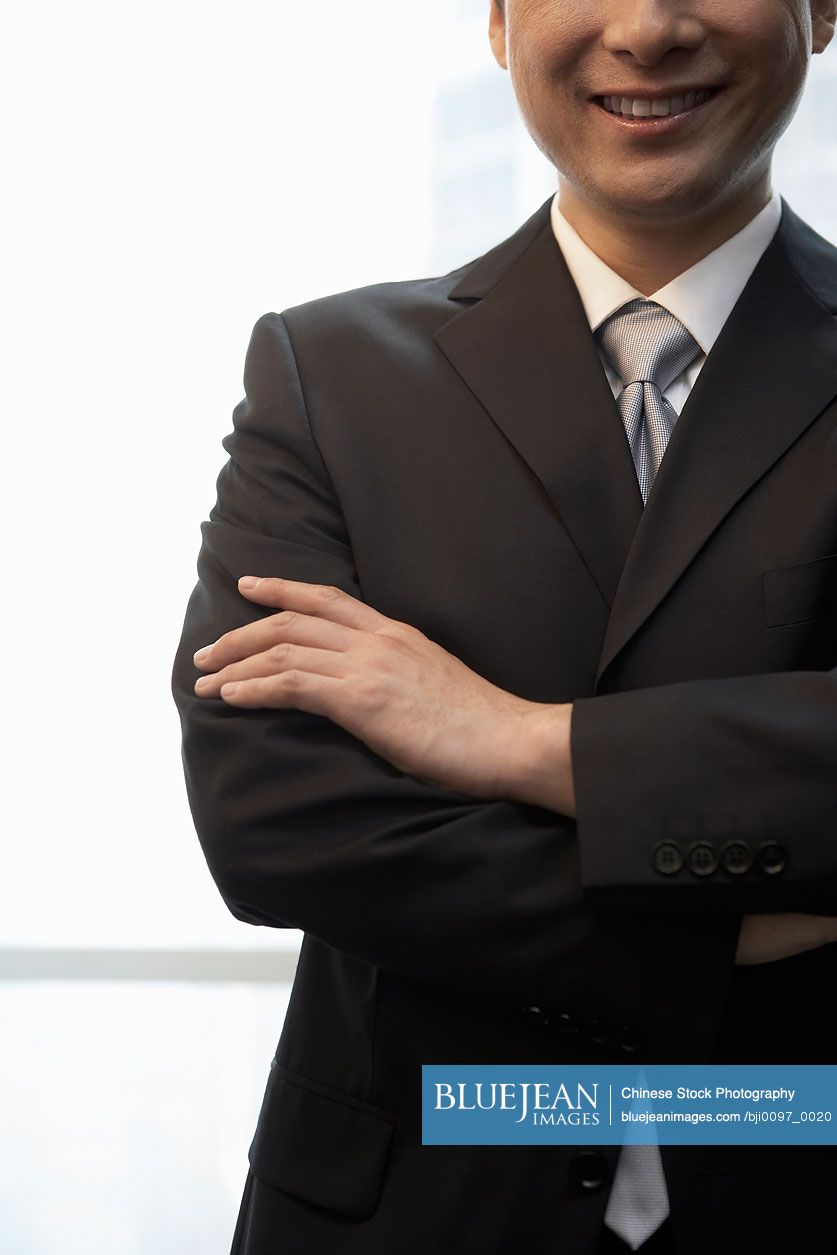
[549,189,782,410]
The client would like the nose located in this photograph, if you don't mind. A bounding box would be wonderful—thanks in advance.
[602,0,706,66]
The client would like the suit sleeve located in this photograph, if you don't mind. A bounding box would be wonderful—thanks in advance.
[571,666,837,914]
[170,310,742,1019]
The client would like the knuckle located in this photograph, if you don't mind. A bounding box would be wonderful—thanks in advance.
[270,641,292,663]
[387,620,419,641]
[317,584,343,602]
[272,610,299,631]
[281,669,304,689]
[375,622,419,654]
[374,634,404,662]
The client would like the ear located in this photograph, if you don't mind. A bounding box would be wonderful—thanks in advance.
[812,0,836,53]
[489,0,508,70]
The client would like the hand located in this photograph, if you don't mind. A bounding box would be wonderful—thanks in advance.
[735,912,837,965]
[192,575,542,801]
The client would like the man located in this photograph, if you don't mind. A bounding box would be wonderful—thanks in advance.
[171,1,837,1252]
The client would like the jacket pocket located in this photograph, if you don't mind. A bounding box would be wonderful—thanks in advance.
[762,552,837,628]
[247,1059,397,1221]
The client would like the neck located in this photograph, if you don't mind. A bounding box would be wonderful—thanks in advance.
[557,175,774,295]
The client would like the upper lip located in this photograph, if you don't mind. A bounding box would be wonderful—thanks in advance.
[590,85,722,100]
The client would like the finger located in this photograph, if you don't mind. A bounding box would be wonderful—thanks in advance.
[219,668,345,716]
[236,576,392,633]
[194,608,357,672]
[194,643,348,697]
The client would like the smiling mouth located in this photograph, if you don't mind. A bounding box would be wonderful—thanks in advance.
[592,87,721,121]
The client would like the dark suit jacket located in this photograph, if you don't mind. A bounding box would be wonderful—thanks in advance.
[171,195,837,1255]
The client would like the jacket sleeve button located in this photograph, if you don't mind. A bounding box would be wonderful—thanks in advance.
[651,840,684,874]
[757,840,788,874]
[720,839,752,875]
[686,840,718,877]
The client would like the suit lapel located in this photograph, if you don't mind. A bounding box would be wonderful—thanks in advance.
[434,201,643,612]
[434,198,837,689]
[594,201,837,687]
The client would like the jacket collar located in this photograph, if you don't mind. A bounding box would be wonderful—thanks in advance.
[433,197,837,690]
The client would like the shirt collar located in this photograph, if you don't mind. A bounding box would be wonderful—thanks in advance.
[549,189,782,356]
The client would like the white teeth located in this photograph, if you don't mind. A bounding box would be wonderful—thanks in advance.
[600,88,712,118]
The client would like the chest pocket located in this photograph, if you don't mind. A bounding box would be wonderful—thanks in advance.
[247,1058,397,1220]
[762,552,837,628]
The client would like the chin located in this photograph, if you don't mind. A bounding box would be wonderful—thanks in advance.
[591,170,729,221]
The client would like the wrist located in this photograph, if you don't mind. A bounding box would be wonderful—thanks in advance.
[505,701,576,816]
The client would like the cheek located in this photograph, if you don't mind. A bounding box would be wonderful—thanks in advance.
[700,0,810,147]
[711,0,810,79]
[506,3,592,94]
[729,14,810,144]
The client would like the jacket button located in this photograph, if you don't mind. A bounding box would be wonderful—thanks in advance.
[686,841,718,877]
[652,840,683,875]
[557,1010,578,1035]
[757,840,787,874]
[588,1017,611,1046]
[567,1150,609,1193]
[617,1024,643,1054]
[720,839,752,875]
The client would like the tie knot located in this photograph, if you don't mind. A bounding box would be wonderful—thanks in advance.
[597,298,700,396]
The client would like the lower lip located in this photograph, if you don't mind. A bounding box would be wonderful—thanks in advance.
[591,90,721,137]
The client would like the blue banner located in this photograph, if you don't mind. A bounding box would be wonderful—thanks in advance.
[421,1065,837,1145]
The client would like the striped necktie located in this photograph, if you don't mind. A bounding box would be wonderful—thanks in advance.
[594,300,700,1249]
[597,298,701,504]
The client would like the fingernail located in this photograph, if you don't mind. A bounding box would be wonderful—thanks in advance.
[194,676,212,690]
[194,647,211,664]
[239,576,260,589]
